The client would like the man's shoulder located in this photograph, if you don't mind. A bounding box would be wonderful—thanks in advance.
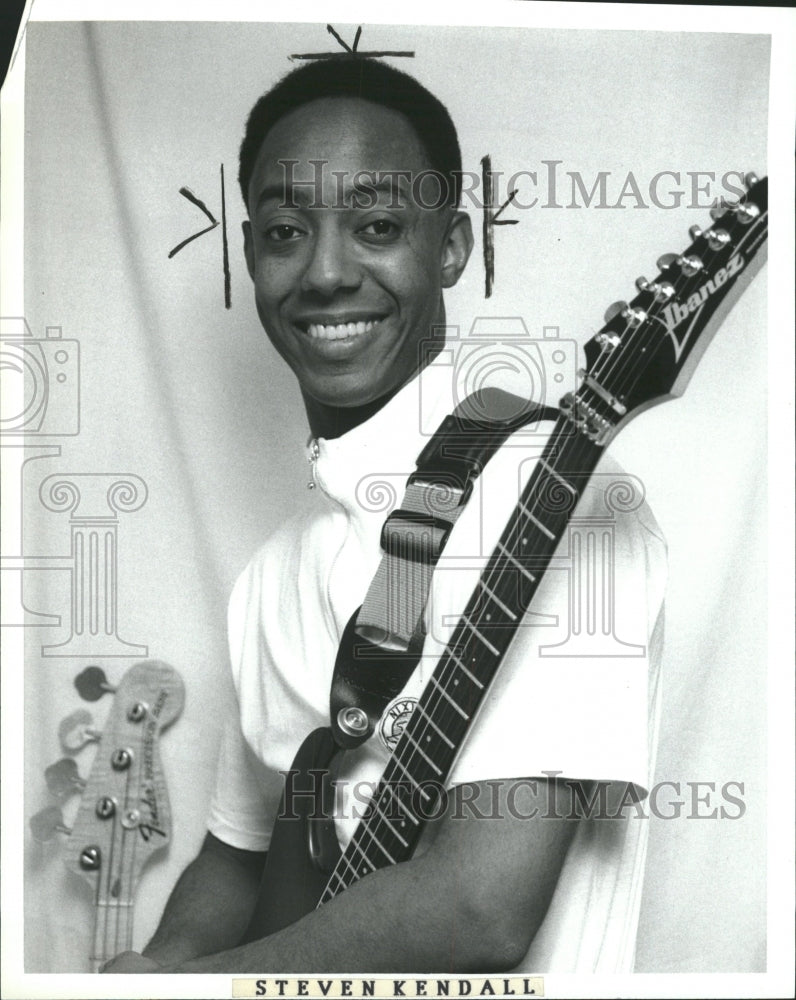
[231,502,340,599]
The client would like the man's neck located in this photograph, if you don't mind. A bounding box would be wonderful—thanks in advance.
[302,389,401,440]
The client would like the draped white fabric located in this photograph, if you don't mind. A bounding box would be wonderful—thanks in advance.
[15,21,769,976]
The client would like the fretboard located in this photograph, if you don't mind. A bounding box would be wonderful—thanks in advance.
[319,415,603,903]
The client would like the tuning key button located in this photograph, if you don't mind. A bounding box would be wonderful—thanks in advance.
[635,276,650,292]
[29,805,71,842]
[75,665,116,703]
[744,172,759,189]
[603,301,628,323]
[710,200,734,221]
[656,253,678,271]
[688,225,704,241]
[44,758,86,800]
[58,710,101,753]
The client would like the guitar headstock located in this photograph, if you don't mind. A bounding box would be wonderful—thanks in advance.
[62,660,184,958]
[565,173,767,443]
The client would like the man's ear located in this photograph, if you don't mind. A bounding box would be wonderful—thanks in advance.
[440,211,474,289]
[242,220,255,281]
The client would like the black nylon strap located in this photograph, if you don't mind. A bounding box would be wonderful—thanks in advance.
[330,388,559,749]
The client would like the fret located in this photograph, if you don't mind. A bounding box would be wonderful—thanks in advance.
[360,822,398,865]
[539,458,578,495]
[450,650,485,689]
[518,499,556,540]
[461,616,500,656]
[391,755,432,800]
[429,675,469,720]
[383,783,421,824]
[479,580,517,621]
[403,731,443,775]
[414,702,456,748]
[496,540,536,583]
[348,837,377,874]
[372,797,410,846]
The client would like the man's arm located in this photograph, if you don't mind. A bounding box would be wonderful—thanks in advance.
[103,832,266,971]
[152,778,580,974]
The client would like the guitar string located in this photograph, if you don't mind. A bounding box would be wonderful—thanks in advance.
[328,205,768,894]
[327,425,596,892]
[324,189,767,895]
[326,419,599,892]
[615,208,767,403]
[588,198,766,404]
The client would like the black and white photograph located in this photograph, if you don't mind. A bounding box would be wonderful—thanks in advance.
[1,2,793,998]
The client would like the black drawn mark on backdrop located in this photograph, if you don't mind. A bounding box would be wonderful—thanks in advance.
[482,155,519,299]
[290,24,415,62]
[168,165,231,309]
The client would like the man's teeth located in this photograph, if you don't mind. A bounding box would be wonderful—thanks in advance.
[306,320,379,340]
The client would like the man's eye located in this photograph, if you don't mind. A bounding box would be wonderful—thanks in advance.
[264,224,304,242]
[359,219,400,240]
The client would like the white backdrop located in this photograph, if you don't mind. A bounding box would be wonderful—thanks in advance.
[10,16,771,982]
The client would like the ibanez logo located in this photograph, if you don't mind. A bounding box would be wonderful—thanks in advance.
[661,252,745,361]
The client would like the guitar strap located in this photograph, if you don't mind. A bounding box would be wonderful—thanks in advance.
[329,387,559,750]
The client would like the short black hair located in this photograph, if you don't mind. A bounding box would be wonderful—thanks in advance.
[238,57,462,210]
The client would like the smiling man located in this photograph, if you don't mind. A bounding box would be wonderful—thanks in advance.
[103,57,666,975]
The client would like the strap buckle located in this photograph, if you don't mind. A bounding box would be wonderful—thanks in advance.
[380,508,455,563]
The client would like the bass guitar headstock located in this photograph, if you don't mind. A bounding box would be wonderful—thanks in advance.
[31,659,184,969]
[562,173,767,444]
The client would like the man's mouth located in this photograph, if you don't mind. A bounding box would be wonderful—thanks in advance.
[298,317,385,341]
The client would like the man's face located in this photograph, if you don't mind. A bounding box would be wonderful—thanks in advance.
[243,97,472,412]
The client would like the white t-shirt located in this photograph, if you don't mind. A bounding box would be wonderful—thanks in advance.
[208,359,667,973]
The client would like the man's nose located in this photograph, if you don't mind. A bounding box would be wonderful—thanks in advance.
[300,225,362,296]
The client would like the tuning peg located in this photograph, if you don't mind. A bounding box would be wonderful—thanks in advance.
[44,757,86,800]
[58,709,101,753]
[30,805,71,842]
[688,225,704,241]
[744,172,759,188]
[735,201,761,225]
[74,665,116,702]
[635,276,651,291]
[707,229,732,250]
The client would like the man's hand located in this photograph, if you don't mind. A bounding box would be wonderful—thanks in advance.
[100,951,162,973]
